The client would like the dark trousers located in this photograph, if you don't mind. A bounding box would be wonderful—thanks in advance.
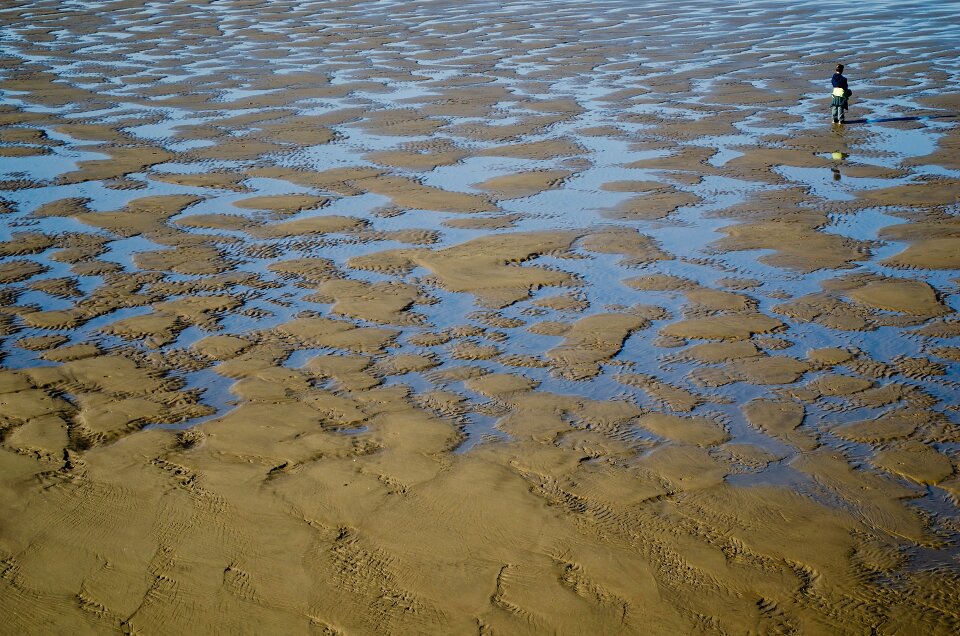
[831,96,848,122]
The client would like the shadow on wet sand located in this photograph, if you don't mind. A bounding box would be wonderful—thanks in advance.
[843,113,957,124]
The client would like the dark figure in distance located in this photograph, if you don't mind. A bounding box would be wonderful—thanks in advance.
[831,64,852,123]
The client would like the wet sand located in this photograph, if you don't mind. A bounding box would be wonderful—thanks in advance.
[1,0,959,633]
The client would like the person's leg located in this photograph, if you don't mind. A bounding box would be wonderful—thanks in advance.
[838,102,846,123]
[831,104,840,123]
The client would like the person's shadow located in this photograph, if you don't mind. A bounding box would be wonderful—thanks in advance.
[843,113,957,124]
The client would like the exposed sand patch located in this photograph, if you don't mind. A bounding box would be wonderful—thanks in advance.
[846,279,949,316]
[723,146,833,180]
[624,145,718,175]
[150,171,252,191]
[359,175,496,213]
[0,387,70,421]
[604,189,703,221]
[377,353,438,376]
[59,145,176,185]
[624,274,696,291]
[636,413,730,446]
[450,114,569,141]
[249,166,386,195]
[743,399,814,450]
[532,293,589,313]
[680,340,762,363]
[99,311,183,346]
[247,214,367,238]
[256,121,337,146]
[580,227,672,265]
[30,197,91,218]
[472,170,571,199]
[930,346,960,362]
[804,374,873,398]
[308,279,426,325]
[365,141,468,171]
[267,257,341,283]
[0,232,54,256]
[661,313,783,340]
[192,335,251,361]
[600,180,662,193]
[0,260,47,284]
[547,313,648,379]
[774,275,949,332]
[723,355,811,385]
[833,409,928,442]
[348,231,580,307]
[19,309,86,330]
[232,194,330,215]
[356,108,445,137]
[134,245,231,275]
[306,353,380,391]
[15,335,68,352]
[0,146,48,158]
[28,277,79,299]
[277,316,396,353]
[465,372,539,398]
[477,138,585,160]
[617,374,703,412]
[714,219,869,272]
[449,341,501,360]
[872,441,954,485]
[187,137,292,161]
[173,213,256,231]
[884,237,960,270]
[75,194,202,237]
[858,180,960,207]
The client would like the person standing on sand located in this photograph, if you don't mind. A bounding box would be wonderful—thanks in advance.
[831,63,852,124]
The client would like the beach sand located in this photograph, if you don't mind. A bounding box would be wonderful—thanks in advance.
[1,0,959,633]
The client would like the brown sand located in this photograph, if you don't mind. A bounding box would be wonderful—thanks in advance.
[0,1,958,634]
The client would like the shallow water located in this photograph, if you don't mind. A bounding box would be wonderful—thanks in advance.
[1,0,959,633]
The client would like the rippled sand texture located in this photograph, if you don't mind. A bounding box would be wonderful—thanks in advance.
[2,0,960,633]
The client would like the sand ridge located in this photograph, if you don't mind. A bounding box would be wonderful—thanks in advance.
[0,0,959,633]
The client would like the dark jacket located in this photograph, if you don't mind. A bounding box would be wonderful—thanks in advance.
[831,73,852,109]
[831,73,851,94]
